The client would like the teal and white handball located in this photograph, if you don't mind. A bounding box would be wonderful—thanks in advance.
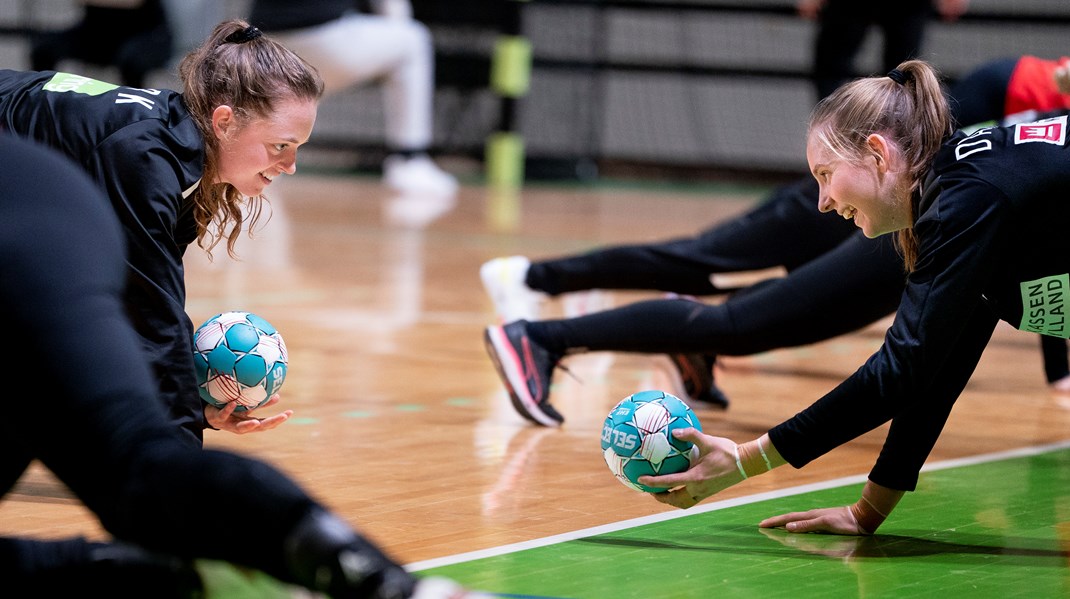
[192,311,288,412]
[601,390,702,493]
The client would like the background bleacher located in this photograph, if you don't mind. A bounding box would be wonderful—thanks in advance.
[1,0,1068,181]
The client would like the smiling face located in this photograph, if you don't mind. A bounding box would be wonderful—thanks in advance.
[806,130,912,238]
[211,97,318,197]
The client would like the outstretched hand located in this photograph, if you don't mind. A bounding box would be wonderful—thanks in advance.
[759,506,869,535]
[636,428,746,509]
[205,395,293,434]
[759,480,904,535]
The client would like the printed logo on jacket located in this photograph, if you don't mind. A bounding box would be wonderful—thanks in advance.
[1020,273,1070,338]
[1014,115,1067,146]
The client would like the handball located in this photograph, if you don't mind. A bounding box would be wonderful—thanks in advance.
[601,390,701,493]
[192,311,288,412]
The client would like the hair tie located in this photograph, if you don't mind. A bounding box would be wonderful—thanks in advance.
[225,26,263,44]
[887,69,909,85]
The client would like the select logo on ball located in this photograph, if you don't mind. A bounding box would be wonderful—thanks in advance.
[600,390,702,493]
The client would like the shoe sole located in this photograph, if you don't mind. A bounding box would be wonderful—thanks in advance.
[661,354,729,410]
[656,355,696,404]
[483,326,563,427]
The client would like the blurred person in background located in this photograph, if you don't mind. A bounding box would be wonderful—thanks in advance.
[798,0,970,101]
[250,0,458,197]
[30,0,173,89]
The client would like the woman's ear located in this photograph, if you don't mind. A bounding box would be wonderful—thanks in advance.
[211,105,236,141]
[866,133,892,173]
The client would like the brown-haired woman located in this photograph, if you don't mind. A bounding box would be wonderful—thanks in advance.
[0,19,323,443]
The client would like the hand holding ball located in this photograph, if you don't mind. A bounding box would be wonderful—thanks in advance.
[601,390,702,493]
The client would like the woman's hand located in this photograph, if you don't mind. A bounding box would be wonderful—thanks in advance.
[204,395,293,434]
[759,480,905,535]
[759,506,869,535]
[637,429,747,509]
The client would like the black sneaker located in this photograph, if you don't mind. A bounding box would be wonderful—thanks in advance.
[484,321,565,426]
[668,353,730,410]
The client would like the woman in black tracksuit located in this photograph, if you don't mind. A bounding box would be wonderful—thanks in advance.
[0,133,460,597]
[642,60,1070,534]
[0,20,322,445]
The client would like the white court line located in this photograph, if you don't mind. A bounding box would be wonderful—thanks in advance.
[406,438,1070,572]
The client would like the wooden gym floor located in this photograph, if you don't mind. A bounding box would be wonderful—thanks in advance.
[2,169,1069,596]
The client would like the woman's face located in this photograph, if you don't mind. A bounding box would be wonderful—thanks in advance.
[212,97,318,197]
[806,131,911,238]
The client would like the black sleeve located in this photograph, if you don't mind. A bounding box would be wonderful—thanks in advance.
[88,121,204,443]
[769,177,1010,489]
[868,301,998,490]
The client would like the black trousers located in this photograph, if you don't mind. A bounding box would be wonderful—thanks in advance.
[528,177,855,296]
[812,0,932,101]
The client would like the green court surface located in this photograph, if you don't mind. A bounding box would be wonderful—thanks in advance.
[412,444,1070,599]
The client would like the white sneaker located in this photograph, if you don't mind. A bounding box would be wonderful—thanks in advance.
[480,256,547,323]
[382,155,459,197]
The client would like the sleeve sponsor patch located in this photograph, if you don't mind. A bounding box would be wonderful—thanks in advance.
[1020,273,1070,338]
[42,72,118,96]
[1014,115,1067,146]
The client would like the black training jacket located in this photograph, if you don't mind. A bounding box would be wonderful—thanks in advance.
[0,69,207,443]
[770,113,1070,490]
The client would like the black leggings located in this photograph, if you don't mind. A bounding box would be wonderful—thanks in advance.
[0,135,317,586]
[527,177,856,296]
[529,232,904,356]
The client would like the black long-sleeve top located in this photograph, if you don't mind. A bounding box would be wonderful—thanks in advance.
[0,69,207,444]
[770,113,1070,490]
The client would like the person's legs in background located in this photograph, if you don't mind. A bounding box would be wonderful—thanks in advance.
[276,13,458,197]
[811,0,874,101]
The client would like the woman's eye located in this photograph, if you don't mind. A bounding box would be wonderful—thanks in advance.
[273,144,287,152]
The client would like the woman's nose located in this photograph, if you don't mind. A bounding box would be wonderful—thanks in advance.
[817,191,834,213]
[279,155,297,175]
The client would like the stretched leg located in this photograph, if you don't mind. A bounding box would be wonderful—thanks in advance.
[486,232,905,425]
[0,536,202,596]
[529,232,904,356]
[527,177,856,296]
[0,137,425,598]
